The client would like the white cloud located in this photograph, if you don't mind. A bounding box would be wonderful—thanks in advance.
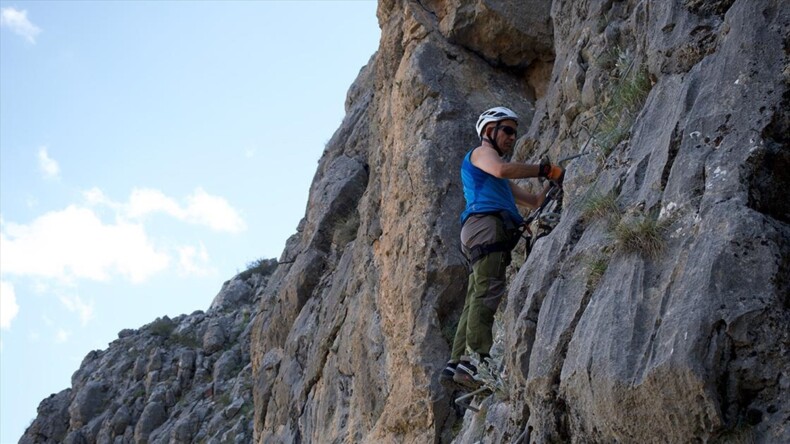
[0,7,41,44]
[2,187,243,288]
[1,205,170,283]
[58,294,94,326]
[126,188,182,219]
[184,188,247,233]
[41,315,54,327]
[55,329,71,344]
[86,187,246,233]
[37,147,60,179]
[178,242,215,276]
[82,187,110,207]
[177,243,214,277]
[0,281,20,330]
[32,281,55,294]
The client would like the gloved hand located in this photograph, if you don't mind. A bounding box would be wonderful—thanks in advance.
[547,165,564,183]
[539,159,565,183]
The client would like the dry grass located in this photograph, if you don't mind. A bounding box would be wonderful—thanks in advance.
[613,215,670,259]
[594,53,652,155]
[581,192,620,225]
[586,254,610,289]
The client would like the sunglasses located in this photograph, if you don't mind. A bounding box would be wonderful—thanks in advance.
[497,125,517,136]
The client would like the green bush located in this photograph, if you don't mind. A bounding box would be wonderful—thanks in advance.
[239,257,278,280]
[472,353,508,400]
[332,211,360,247]
[149,317,176,338]
[169,333,201,348]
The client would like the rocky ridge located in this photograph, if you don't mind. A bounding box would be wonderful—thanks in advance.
[20,261,276,444]
[23,0,789,443]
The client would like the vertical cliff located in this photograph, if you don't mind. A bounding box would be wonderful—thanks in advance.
[499,1,790,442]
[20,262,277,444]
[21,1,788,443]
[249,0,551,441]
[250,0,788,442]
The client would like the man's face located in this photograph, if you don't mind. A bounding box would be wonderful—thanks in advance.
[489,119,518,154]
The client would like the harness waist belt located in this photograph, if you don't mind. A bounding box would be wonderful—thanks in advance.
[469,241,514,264]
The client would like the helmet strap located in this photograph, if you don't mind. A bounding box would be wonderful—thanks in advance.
[483,127,504,156]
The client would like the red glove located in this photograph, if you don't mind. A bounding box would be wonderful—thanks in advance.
[539,160,565,183]
[547,165,564,182]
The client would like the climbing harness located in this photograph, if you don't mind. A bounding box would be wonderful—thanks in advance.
[452,155,593,415]
[468,210,524,265]
[451,57,632,423]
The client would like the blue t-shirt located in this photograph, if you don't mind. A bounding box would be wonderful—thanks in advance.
[460,148,524,225]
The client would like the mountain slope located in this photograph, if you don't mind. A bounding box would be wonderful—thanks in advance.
[23,1,789,443]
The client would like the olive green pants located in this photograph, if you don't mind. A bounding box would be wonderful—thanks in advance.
[450,215,510,361]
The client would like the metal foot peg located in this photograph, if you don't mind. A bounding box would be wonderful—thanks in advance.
[454,386,492,413]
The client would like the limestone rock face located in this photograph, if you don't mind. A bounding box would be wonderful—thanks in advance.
[249,1,549,441]
[432,0,554,67]
[250,0,788,443]
[20,390,71,443]
[497,1,790,443]
[20,270,275,444]
[22,0,789,443]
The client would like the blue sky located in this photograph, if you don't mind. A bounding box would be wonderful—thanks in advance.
[0,2,380,442]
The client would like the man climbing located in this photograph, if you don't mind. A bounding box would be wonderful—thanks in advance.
[441,106,564,390]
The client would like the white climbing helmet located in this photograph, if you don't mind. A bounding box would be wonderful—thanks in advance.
[475,106,519,138]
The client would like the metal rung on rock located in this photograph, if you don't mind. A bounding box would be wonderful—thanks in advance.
[454,387,492,413]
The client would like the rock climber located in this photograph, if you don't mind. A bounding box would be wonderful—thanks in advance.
[440,106,564,390]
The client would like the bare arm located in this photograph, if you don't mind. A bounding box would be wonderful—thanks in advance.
[471,146,543,179]
[510,182,552,209]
